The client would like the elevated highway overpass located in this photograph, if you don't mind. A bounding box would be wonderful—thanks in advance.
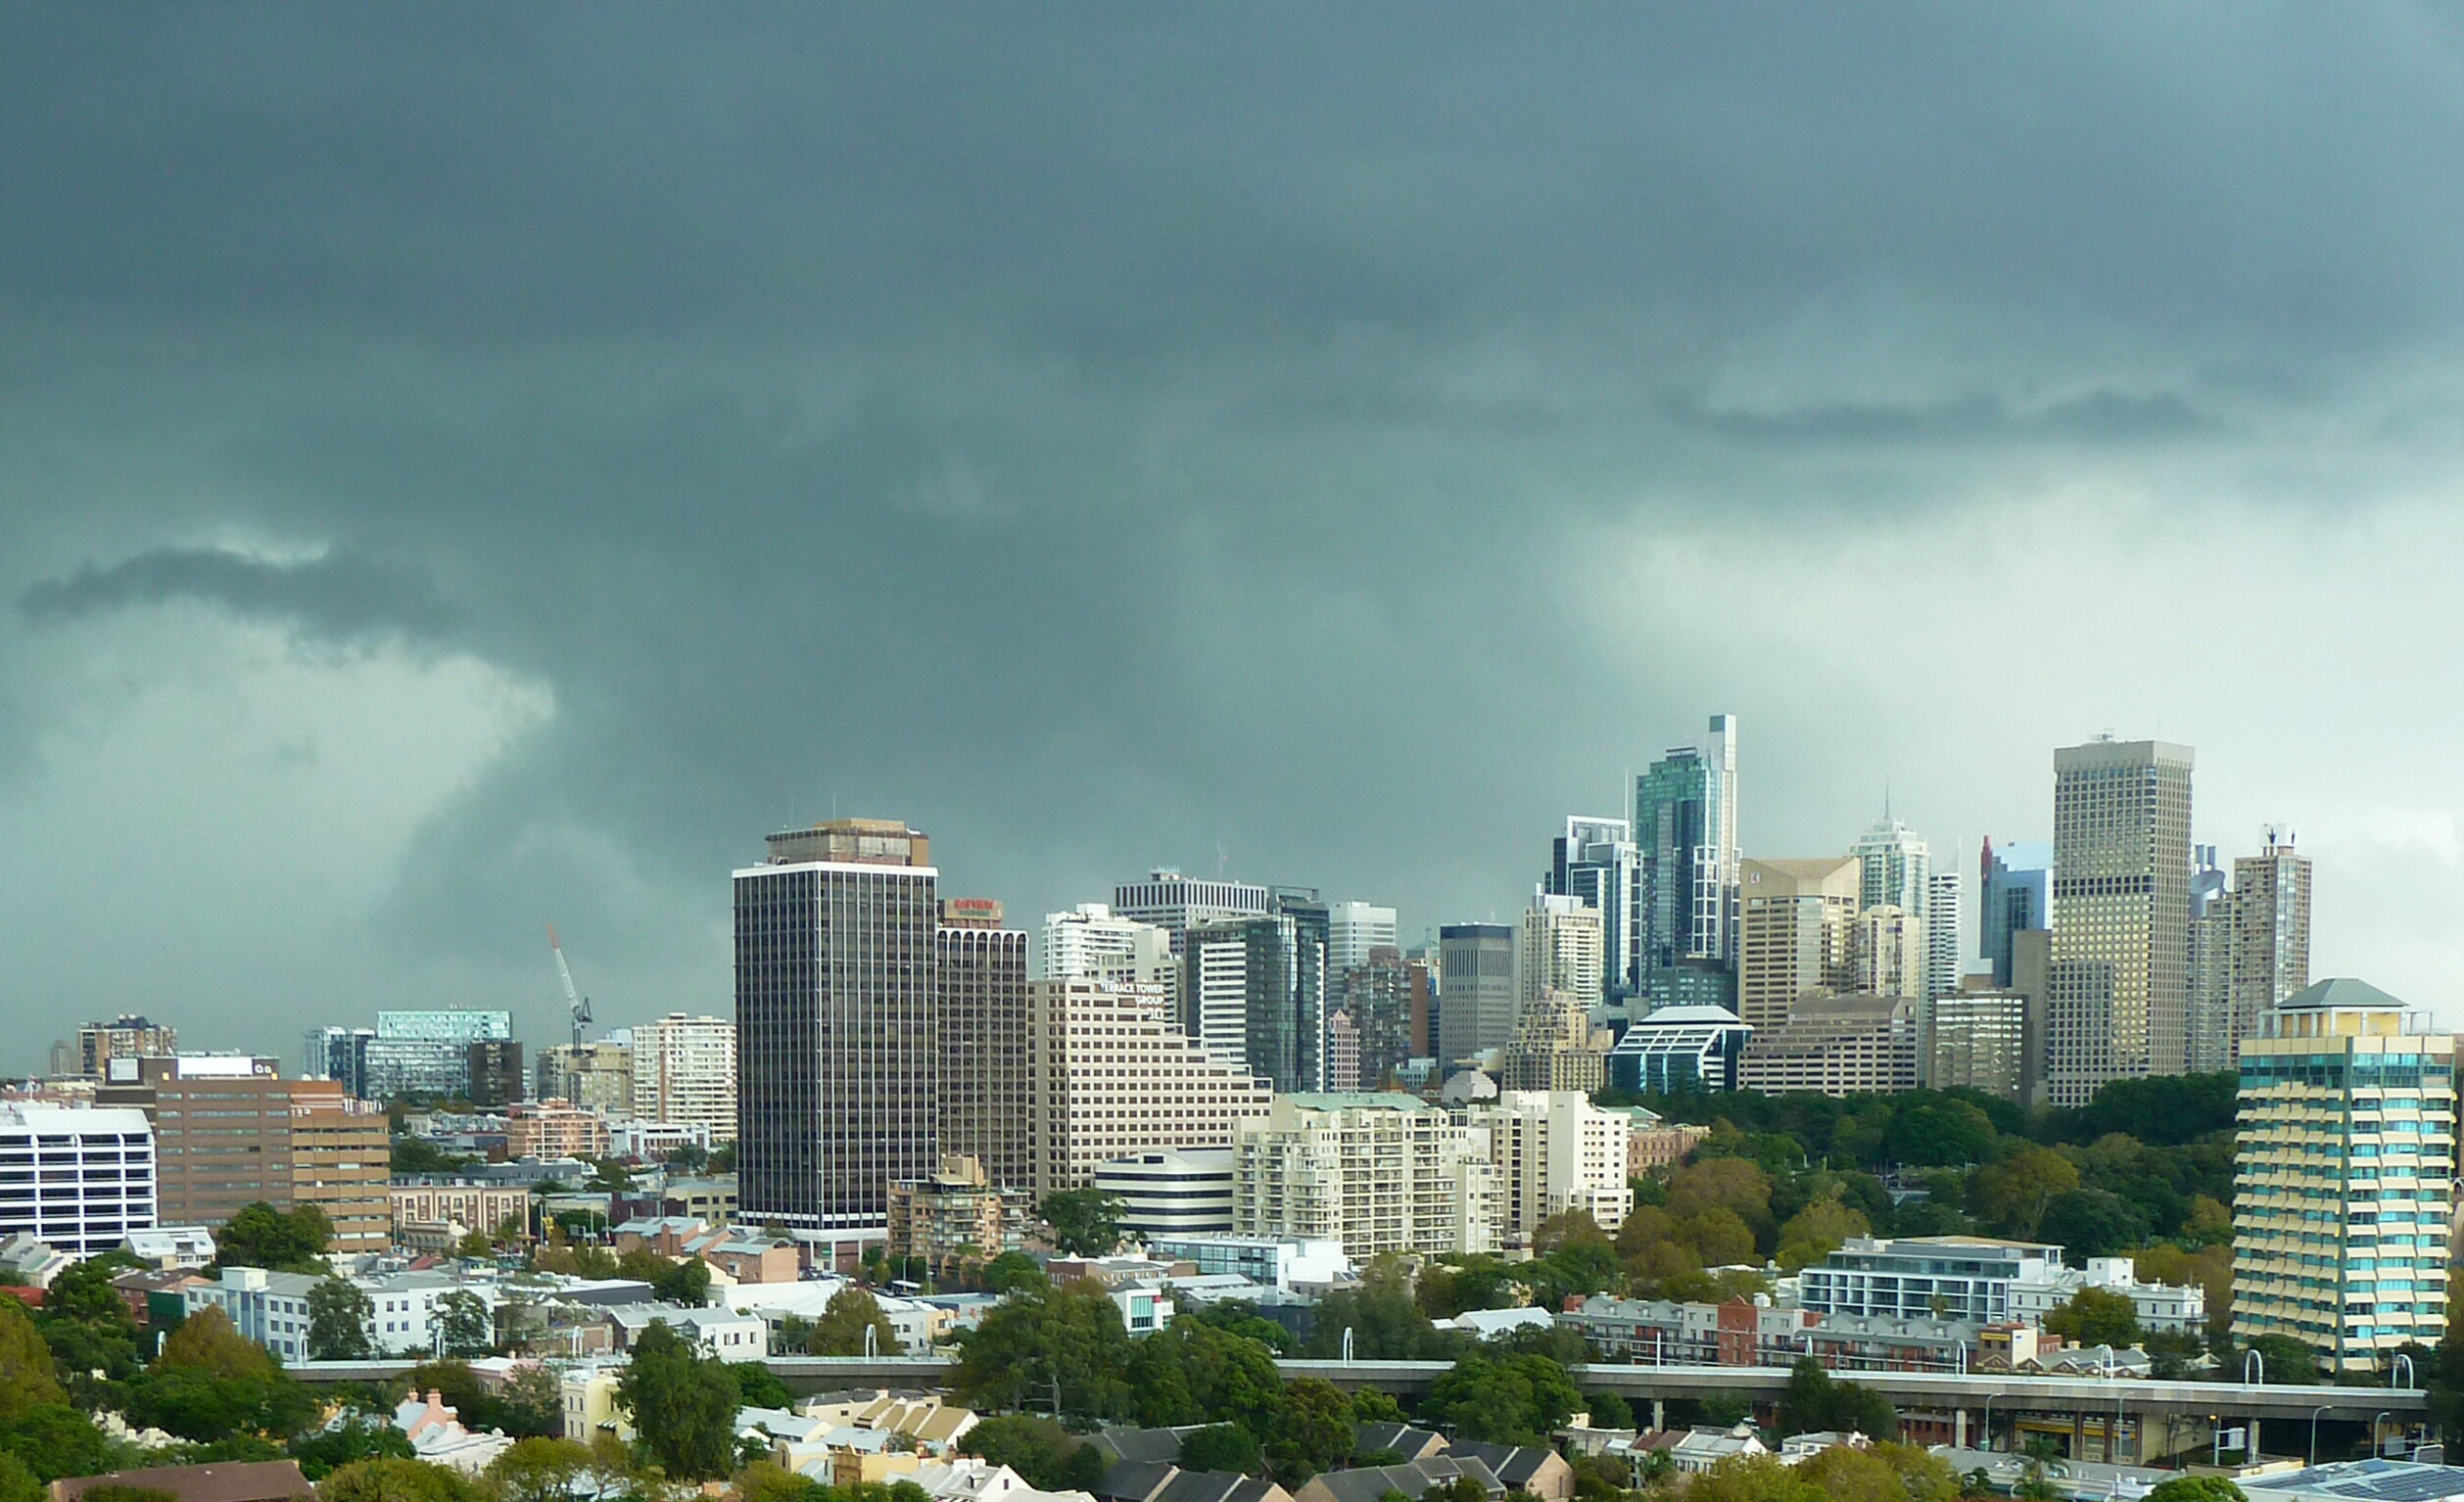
[298,1354,2426,1457]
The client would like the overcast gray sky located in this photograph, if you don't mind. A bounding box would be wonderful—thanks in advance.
[6,5,2464,1069]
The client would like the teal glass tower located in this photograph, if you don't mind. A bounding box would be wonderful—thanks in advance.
[1632,714,1739,1010]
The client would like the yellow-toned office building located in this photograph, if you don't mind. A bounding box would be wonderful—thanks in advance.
[2232,978,2455,1374]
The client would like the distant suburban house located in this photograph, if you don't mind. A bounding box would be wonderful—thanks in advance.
[51,1461,314,1502]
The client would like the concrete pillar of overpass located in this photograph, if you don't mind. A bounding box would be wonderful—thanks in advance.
[1652,1400,1665,1432]
[1955,1409,1967,1449]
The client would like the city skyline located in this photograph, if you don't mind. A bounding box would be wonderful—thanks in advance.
[1,728,2377,1073]
[9,9,2464,1066]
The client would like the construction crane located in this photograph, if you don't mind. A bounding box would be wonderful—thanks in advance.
[550,925,592,1048]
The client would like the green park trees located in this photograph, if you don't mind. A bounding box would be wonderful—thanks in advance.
[614,1319,742,1480]
[1036,1189,1126,1258]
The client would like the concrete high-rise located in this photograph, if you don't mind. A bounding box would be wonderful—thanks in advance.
[1633,715,1740,1007]
[0,1103,156,1257]
[72,1016,177,1079]
[1734,857,1860,1031]
[1112,868,1273,955]
[1040,903,1175,987]
[2230,831,2312,1061]
[2046,738,2194,1105]
[1499,990,1608,1095]
[936,898,1032,1192]
[1027,978,1272,1198]
[2188,832,2314,1073]
[735,818,937,1250]
[1547,818,1641,1002]
[1925,869,1964,1004]
[2187,846,2236,1074]
[1520,893,1604,1012]
[1437,922,1516,1066]
[1851,905,1925,1001]
[2232,978,2453,1373]
[1328,902,1398,973]
[630,1013,736,1141]
[1977,839,2055,987]
[1849,818,1931,915]
[534,1040,633,1118]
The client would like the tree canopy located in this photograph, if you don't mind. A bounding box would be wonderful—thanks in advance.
[1037,1189,1126,1258]
[613,1320,741,1479]
[216,1202,333,1274]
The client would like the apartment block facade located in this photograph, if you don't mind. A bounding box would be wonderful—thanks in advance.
[1472,1089,1632,1244]
[1231,1093,1498,1257]
[1027,978,1273,1198]
[2233,978,2454,1373]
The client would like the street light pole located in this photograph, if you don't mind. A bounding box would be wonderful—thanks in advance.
[2310,1406,2330,1467]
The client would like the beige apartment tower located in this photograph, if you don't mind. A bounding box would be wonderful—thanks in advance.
[1231,1093,1498,1257]
[1026,978,1274,1198]
[936,899,1033,1192]
[1735,857,1860,1031]
[1519,895,1604,1012]
[2230,834,2313,1060]
[2047,738,2194,1106]
[630,1013,737,1142]
[1852,904,1926,1000]
[1500,990,1609,1095]
[2232,978,2453,1373]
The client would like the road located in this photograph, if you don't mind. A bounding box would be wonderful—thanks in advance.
[298,1354,2429,1425]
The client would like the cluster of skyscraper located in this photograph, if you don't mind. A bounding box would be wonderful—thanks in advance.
[726,718,2333,1260]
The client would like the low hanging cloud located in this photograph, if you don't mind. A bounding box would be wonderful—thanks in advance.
[18,546,460,645]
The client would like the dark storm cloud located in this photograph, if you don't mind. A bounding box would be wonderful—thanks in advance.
[3,4,2464,1054]
[19,546,460,645]
[1669,391,2219,448]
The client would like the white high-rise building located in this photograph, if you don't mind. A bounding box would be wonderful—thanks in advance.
[1849,818,1932,914]
[1519,893,1605,1011]
[1472,1090,1634,1244]
[1040,903,1176,986]
[631,1013,737,1144]
[1112,868,1273,955]
[1924,868,1965,1003]
[1852,905,1926,1000]
[1232,1093,1498,1257]
[0,1103,157,1258]
[1328,902,1398,974]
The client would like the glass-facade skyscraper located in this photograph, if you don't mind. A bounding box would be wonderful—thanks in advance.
[1632,714,1740,1009]
[1547,816,1640,1007]
[734,818,939,1252]
[1978,837,2055,987]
